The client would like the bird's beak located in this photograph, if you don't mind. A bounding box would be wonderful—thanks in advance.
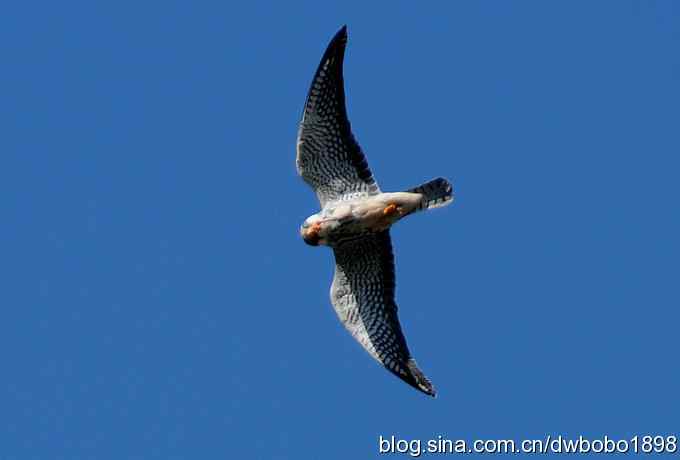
[302,222,322,246]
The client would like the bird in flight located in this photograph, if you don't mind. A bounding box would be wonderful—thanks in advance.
[296,26,454,397]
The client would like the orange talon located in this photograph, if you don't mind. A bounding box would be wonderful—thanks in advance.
[383,203,398,216]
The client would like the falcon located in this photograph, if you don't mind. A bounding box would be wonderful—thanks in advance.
[296,26,454,397]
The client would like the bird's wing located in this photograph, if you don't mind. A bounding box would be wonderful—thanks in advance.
[296,26,380,207]
[330,230,435,396]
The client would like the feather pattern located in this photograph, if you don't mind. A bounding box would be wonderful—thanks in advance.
[296,26,380,206]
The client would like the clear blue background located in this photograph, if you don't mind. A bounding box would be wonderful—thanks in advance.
[2,1,679,458]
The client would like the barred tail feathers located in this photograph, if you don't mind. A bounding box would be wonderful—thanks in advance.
[407,177,454,212]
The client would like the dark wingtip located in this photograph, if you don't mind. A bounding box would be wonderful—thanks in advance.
[407,359,437,397]
[386,358,437,397]
[301,26,350,120]
[330,25,348,46]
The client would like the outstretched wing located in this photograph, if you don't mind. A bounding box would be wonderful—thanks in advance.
[296,25,380,207]
[330,230,435,396]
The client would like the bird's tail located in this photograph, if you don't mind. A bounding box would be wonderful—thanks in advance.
[406,177,454,213]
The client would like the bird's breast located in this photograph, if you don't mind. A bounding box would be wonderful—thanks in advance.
[321,199,399,244]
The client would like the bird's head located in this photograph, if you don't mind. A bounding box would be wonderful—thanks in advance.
[300,217,323,246]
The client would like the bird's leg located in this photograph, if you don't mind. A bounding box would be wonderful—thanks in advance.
[383,203,399,216]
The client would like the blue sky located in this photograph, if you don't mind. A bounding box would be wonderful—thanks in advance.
[2,1,679,458]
